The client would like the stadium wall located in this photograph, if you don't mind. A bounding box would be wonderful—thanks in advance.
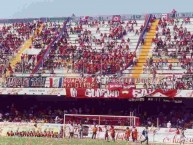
[1,122,193,144]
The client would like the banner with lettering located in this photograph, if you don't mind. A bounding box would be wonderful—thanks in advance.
[65,88,191,99]
[66,88,152,99]
[6,77,46,88]
[63,77,97,88]
[0,88,66,95]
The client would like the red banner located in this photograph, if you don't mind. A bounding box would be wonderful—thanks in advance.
[66,88,182,99]
[149,89,178,98]
[66,88,152,99]
[63,77,97,88]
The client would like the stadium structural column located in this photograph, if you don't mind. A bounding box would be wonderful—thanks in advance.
[6,24,44,77]
[131,19,159,78]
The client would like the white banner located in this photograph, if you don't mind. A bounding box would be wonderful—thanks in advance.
[0,88,66,95]
[0,122,63,136]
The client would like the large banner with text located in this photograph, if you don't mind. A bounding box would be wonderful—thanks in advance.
[66,88,193,98]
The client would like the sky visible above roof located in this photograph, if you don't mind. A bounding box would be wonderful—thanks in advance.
[0,0,192,18]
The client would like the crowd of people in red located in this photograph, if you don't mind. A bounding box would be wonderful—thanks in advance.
[7,130,62,138]
[0,97,192,129]
[0,18,142,76]
[14,21,64,73]
[65,19,140,75]
[151,17,193,72]
[143,16,193,90]
[143,74,193,90]
[0,22,37,76]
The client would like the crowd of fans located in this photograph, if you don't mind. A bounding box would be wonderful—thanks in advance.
[0,22,37,76]
[142,16,193,90]
[143,74,193,90]
[152,17,192,70]
[14,21,63,74]
[0,19,142,76]
[7,130,62,138]
[68,20,140,75]
[0,98,192,129]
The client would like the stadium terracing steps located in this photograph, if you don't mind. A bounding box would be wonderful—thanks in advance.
[132,20,159,78]
[6,24,44,77]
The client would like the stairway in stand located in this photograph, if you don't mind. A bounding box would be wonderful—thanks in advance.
[6,24,44,77]
[132,20,159,78]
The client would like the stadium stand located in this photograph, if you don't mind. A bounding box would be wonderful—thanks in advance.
[142,17,193,90]
[5,18,145,78]
[0,13,193,134]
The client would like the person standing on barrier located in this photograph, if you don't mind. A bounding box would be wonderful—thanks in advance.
[141,126,149,145]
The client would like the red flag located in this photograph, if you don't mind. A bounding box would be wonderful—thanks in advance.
[49,78,53,88]
[112,15,121,22]
[8,64,13,74]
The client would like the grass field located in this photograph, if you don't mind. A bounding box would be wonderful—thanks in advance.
[0,137,181,145]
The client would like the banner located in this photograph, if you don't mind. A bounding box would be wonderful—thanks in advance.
[0,88,66,95]
[6,77,46,88]
[6,75,184,88]
[66,88,193,99]
[45,77,63,88]
[63,77,97,88]
[0,122,63,136]
[0,86,192,98]
[108,83,136,90]
[66,88,152,98]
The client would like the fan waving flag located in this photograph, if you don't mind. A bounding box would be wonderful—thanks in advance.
[112,15,121,22]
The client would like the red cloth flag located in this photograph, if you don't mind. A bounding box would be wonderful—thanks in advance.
[112,15,121,22]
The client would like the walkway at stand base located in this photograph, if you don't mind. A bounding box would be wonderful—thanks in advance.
[6,24,44,77]
[132,20,159,78]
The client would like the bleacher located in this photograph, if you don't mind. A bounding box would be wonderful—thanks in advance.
[0,13,192,90]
